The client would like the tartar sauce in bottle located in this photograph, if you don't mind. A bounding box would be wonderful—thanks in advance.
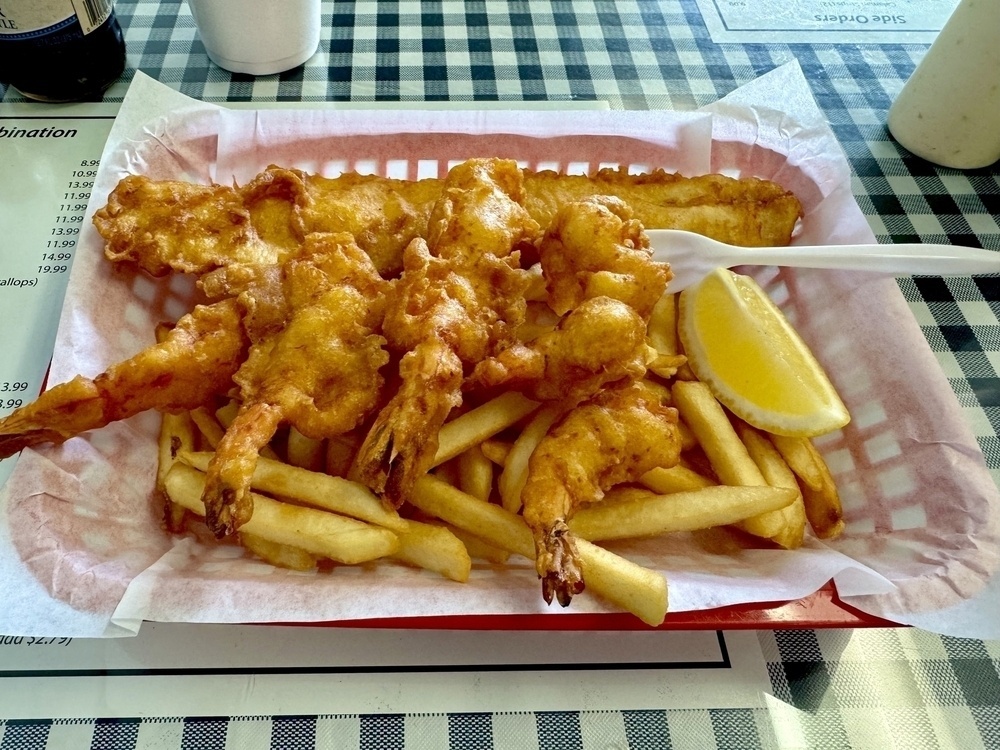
[887,0,1000,170]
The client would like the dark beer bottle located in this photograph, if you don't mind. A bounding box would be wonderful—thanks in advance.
[0,1,126,102]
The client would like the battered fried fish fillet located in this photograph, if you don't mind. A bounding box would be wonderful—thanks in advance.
[239,166,442,279]
[197,232,391,537]
[298,167,801,277]
[521,380,682,606]
[94,167,801,280]
[523,167,803,249]
[352,158,541,506]
[93,175,294,277]
[0,299,248,459]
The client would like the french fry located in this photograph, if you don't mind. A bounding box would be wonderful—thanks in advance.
[669,321,699,381]
[409,475,668,626]
[157,411,196,485]
[164,463,399,564]
[734,421,806,549]
[214,456,470,581]
[800,472,844,540]
[597,485,661,506]
[640,464,716,494]
[286,427,325,472]
[394,519,472,583]
[480,438,512,466]
[569,485,798,541]
[447,525,511,564]
[190,406,226,449]
[178,450,408,533]
[157,408,197,533]
[434,458,464,490]
[672,381,763,485]
[240,532,319,571]
[769,435,844,539]
[647,292,678,356]
[498,405,560,513]
[768,433,826,491]
[410,474,534,559]
[677,419,699,452]
[457,444,493,502]
[671,381,782,539]
[576,539,667,627]
[325,432,360,477]
[214,400,239,429]
[432,392,540,468]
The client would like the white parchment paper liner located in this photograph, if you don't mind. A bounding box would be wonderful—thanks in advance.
[1,63,997,638]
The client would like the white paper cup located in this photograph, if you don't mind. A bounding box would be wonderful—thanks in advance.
[186,0,321,76]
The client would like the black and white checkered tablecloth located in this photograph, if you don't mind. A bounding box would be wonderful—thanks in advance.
[1,629,997,749]
[1,1,997,748]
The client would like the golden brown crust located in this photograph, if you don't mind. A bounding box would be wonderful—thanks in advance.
[523,167,802,248]
[94,166,802,279]
[94,175,285,277]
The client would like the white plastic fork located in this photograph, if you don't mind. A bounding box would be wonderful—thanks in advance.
[647,229,1000,292]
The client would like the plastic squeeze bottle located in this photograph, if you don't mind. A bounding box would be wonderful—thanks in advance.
[887,0,1000,169]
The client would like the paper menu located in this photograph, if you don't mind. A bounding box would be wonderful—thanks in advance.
[0,104,118,489]
[1,64,998,639]
[694,0,959,44]
[0,626,771,718]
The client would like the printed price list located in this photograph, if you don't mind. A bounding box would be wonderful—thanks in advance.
[0,111,116,487]
[694,0,958,43]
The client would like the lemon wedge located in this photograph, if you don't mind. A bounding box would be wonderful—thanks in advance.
[677,268,850,437]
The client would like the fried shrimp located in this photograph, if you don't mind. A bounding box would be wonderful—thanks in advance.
[468,197,671,406]
[198,232,391,536]
[538,196,672,318]
[352,158,541,507]
[521,380,682,606]
[467,295,654,406]
[0,299,248,460]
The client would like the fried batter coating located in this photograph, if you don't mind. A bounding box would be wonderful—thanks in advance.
[538,196,672,318]
[94,167,801,280]
[467,296,653,405]
[521,380,682,606]
[0,299,248,459]
[300,170,441,277]
[353,158,541,506]
[469,196,669,406]
[523,167,803,249]
[239,166,444,279]
[94,175,293,277]
[199,233,391,536]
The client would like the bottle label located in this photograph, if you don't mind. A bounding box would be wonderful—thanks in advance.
[0,0,112,37]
